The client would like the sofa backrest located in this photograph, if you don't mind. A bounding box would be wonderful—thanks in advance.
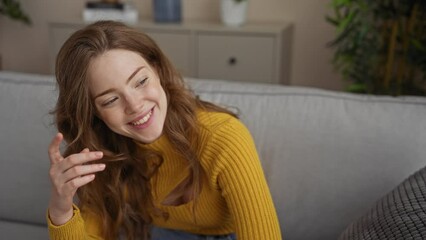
[0,72,57,227]
[1,71,426,240]
[188,78,426,240]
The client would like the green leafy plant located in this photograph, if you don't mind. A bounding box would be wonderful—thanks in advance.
[0,0,31,25]
[326,0,426,96]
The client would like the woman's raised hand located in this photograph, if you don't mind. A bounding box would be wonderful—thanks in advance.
[47,133,105,226]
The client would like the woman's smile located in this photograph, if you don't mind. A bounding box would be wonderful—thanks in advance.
[128,107,154,129]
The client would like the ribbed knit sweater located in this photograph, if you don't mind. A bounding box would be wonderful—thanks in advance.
[48,111,282,239]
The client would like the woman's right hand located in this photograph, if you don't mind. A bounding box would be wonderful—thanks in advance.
[47,132,106,226]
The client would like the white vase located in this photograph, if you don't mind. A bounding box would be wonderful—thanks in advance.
[220,0,248,27]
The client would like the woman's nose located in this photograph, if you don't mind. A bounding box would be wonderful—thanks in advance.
[124,93,143,115]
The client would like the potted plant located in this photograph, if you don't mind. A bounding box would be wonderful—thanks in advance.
[326,0,426,96]
[221,0,248,27]
[0,0,31,25]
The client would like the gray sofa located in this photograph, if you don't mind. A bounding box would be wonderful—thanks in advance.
[1,71,426,239]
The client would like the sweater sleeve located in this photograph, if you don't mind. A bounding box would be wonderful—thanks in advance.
[208,117,282,240]
[47,204,103,239]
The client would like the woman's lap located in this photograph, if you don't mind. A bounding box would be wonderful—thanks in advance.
[151,226,236,240]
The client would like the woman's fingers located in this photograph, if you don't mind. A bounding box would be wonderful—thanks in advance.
[62,163,106,183]
[48,133,64,164]
[80,148,90,153]
[62,174,97,194]
[58,151,104,173]
[48,135,105,194]
[49,151,106,199]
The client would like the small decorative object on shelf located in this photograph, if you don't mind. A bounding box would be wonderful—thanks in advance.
[83,0,138,23]
[153,0,181,23]
[221,0,248,27]
[86,1,124,9]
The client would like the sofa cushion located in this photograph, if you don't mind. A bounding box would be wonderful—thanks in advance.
[339,165,426,240]
[0,220,48,239]
[0,72,57,225]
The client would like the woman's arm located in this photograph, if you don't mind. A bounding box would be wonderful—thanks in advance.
[211,118,282,240]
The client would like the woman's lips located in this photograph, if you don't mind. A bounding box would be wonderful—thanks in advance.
[128,108,154,129]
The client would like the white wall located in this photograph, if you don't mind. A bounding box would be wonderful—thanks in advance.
[0,0,345,90]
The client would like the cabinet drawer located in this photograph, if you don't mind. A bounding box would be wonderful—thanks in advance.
[197,34,275,83]
[143,30,192,76]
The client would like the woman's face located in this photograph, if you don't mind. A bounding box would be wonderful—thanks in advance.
[88,49,168,144]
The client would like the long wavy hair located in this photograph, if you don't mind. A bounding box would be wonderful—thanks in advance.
[53,21,236,239]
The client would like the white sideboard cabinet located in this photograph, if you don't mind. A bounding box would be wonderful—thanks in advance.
[49,20,292,84]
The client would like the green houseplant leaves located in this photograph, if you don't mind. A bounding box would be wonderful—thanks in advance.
[0,0,31,25]
[327,0,426,96]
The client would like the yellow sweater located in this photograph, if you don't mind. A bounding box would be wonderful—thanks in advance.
[48,111,282,239]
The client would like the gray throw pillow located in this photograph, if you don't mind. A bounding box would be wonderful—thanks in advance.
[339,166,426,240]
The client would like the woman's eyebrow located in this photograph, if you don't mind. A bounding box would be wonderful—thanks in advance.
[93,66,145,100]
[126,66,145,84]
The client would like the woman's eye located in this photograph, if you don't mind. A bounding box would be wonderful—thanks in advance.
[102,97,118,107]
[136,78,148,88]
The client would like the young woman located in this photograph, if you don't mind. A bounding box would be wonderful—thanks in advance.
[47,21,282,240]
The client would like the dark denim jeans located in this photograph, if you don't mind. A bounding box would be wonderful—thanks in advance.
[151,226,237,240]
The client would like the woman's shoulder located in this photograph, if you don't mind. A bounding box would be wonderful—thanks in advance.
[197,109,240,132]
[196,110,251,144]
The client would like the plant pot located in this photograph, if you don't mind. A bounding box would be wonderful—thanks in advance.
[220,0,248,27]
[153,0,182,23]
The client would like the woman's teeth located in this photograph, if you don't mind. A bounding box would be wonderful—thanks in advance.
[131,110,152,126]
